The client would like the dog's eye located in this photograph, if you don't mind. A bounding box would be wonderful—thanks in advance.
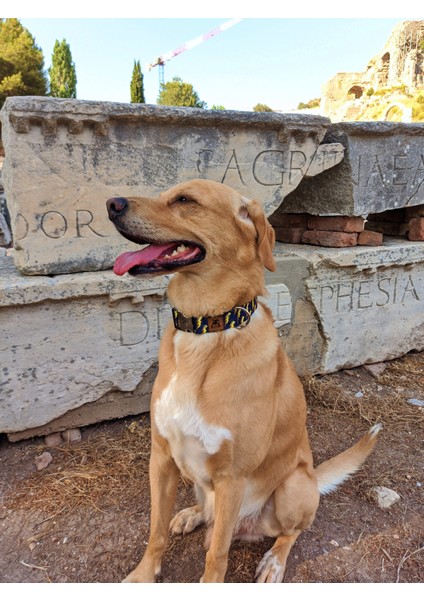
[173,195,196,205]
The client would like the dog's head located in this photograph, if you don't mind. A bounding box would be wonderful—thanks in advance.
[107,179,275,278]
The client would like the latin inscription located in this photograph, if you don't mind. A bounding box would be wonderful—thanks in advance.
[115,304,171,347]
[16,209,108,241]
[352,152,424,202]
[314,273,421,314]
[14,147,319,243]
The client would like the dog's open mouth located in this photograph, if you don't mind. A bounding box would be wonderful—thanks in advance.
[113,241,205,276]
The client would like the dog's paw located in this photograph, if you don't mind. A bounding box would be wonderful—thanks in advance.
[170,505,204,535]
[255,550,285,583]
[121,571,156,583]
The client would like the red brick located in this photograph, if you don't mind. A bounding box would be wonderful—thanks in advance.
[405,205,424,219]
[358,230,383,246]
[408,217,424,241]
[307,215,365,233]
[273,227,306,244]
[302,230,358,248]
[270,212,309,228]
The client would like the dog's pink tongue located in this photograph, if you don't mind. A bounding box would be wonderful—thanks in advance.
[113,243,175,276]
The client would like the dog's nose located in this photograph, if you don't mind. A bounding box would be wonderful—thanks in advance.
[106,197,128,220]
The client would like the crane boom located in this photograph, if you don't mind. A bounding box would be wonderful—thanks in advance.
[147,18,243,71]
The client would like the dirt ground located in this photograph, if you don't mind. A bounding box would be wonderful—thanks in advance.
[0,351,423,584]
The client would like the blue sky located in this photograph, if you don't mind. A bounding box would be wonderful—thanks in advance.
[7,7,422,112]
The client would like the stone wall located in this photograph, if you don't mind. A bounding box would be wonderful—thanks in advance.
[1,97,423,440]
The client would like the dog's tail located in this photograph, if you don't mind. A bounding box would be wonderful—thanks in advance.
[315,423,382,495]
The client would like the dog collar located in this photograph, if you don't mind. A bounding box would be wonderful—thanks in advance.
[172,298,258,334]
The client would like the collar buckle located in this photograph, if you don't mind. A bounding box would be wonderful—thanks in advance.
[234,306,251,328]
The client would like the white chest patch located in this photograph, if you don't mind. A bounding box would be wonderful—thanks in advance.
[154,374,232,481]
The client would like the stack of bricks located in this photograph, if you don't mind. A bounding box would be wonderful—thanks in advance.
[365,206,424,242]
[271,205,424,248]
[272,213,379,248]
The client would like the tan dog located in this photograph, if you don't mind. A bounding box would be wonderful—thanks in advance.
[106,179,381,583]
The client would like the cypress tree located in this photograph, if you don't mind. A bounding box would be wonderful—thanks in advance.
[0,18,47,108]
[49,39,77,98]
[130,60,145,103]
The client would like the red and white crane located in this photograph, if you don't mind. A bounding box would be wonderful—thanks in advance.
[147,18,243,87]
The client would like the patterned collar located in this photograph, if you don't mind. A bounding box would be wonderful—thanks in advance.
[171,298,258,334]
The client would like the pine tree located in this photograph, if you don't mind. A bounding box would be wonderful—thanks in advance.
[0,18,47,108]
[130,60,145,103]
[157,77,206,108]
[49,39,77,98]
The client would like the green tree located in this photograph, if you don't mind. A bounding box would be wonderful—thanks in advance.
[157,76,206,108]
[49,39,77,98]
[0,18,47,108]
[253,103,273,112]
[130,60,145,103]
[211,104,226,110]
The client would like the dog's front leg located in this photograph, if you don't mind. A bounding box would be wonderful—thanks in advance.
[123,438,179,583]
[201,477,245,583]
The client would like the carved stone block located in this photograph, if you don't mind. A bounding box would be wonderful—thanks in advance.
[280,121,424,217]
[0,97,343,275]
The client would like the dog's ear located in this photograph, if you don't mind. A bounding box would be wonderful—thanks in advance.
[240,199,276,272]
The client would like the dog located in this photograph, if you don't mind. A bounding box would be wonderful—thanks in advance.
[106,179,381,583]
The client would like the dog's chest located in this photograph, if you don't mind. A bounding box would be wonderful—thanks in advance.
[154,373,232,482]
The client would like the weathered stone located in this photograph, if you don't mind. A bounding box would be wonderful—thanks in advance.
[0,253,292,438]
[370,486,401,509]
[61,428,82,443]
[0,97,340,275]
[307,215,365,233]
[303,143,345,177]
[362,362,387,378]
[34,451,53,471]
[358,230,384,246]
[0,254,169,435]
[279,121,424,217]
[45,432,62,447]
[301,230,358,247]
[267,239,424,374]
[7,365,157,442]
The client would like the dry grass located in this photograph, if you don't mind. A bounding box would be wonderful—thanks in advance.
[6,416,152,514]
[302,354,424,429]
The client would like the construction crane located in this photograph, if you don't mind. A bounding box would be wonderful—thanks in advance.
[147,18,243,88]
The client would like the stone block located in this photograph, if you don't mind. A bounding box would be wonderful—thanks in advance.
[358,230,384,246]
[0,97,342,275]
[408,217,424,241]
[278,121,424,217]
[3,239,424,438]
[307,215,365,233]
[0,254,169,436]
[301,230,358,247]
[0,255,292,439]
[269,240,424,374]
